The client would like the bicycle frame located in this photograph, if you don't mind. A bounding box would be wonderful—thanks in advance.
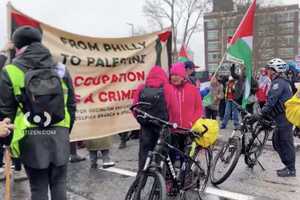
[141,126,205,193]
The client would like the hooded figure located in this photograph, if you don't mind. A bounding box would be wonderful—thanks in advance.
[132,65,173,171]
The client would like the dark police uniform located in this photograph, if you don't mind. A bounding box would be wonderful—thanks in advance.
[261,76,295,171]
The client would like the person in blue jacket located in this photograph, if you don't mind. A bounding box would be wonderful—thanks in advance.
[256,58,296,177]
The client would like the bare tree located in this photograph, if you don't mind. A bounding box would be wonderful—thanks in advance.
[143,0,212,60]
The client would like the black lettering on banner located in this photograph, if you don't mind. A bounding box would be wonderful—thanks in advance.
[112,57,119,67]
[103,43,111,52]
[87,57,95,66]
[61,53,69,64]
[60,37,68,45]
[69,39,79,49]
[96,58,105,67]
[71,56,81,66]
[87,42,100,51]
[77,41,87,49]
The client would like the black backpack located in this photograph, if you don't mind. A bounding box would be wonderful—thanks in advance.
[19,67,65,127]
[137,86,168,126]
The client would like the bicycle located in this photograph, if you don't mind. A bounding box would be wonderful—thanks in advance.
[293,126,300,138]
[125,102,213,200]
[210,100,274,185]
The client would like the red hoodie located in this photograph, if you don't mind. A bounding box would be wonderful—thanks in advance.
[168,63,203,130]
[133,66,172,112]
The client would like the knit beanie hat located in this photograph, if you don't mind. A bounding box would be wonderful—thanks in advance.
[170,62,186,78]
[12,26,42,49]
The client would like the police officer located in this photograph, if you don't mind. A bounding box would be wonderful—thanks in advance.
[0,26,76,199]
[258,58,296,177]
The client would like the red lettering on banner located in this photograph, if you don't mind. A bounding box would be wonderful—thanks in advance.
[127,72,136,82]
[136,71,145,81]
[84,77,94,86]
[74,76,84,87]
[102,75,110,84]
[75,94,81,103]
[73,71,145,88]
[108,91,117,101]
[119,73,127,82]
[98,92,107,102]
[84,93,94,103]
[111,74,118,83]
[121,90,131,100]
[97,90,135,103]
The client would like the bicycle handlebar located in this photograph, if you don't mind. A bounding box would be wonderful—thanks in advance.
[229,100,274,127]
[130,102,178,129]
[130,102,208,136]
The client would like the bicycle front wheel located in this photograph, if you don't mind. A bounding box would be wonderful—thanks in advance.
[245,129,269,168]
[211,136,242,185]
[125,171,166,200]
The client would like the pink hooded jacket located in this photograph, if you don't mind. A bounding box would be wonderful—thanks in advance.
[133,66,172,112]
[168,63,203,130]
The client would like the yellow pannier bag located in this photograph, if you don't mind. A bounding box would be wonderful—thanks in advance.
[285,91,300,128]
[191,118,219,148]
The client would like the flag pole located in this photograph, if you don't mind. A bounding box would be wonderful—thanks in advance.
[6,1,12,62]
[212,50,227,79]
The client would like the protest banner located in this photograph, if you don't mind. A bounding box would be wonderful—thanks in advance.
[8,4,172,141]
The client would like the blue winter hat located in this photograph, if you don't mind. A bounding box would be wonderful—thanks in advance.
[184,61,195,69]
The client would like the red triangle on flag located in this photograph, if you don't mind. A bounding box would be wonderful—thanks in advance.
[11,12,40,28]
[178,45,189,58]
[229,0,256,45]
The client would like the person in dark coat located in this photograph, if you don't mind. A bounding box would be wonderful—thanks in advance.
[0,26,76,200]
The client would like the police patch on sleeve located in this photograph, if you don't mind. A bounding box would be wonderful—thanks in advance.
[272,83,279,90]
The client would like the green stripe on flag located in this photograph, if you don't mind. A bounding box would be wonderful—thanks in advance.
[227,38,253,108]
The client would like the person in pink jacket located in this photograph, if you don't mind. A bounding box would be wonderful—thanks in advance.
[168,62,203,130]
[167,62,203,168]
[132,65,173,170]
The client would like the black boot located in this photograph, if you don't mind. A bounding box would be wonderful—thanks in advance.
[277,167,296,177]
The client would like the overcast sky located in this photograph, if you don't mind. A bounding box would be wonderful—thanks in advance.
[0,0,299,66]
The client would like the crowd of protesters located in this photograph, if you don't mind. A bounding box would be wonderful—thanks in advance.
[0,25,299,200]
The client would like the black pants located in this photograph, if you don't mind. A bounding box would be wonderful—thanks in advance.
[170,134,188,163]
[138,126,160,171]
[119,132,129,143]
[70,142,77,155]
[205,107,218,119]
[25,164,68,200]
[259,102,265,109]
[219,99,226,120]
[272,125,296,171]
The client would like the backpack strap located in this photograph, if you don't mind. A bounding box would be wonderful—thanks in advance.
[4,64,26,112]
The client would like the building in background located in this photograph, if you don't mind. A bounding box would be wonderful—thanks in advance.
[204,4,300,74]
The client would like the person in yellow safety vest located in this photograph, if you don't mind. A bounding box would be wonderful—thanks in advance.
[0,26,76,200]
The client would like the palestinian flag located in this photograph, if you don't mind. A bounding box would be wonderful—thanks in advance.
[178,45,190,62]
[227,0,256,107]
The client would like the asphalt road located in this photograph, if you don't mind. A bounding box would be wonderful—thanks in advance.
[1,127,300,200]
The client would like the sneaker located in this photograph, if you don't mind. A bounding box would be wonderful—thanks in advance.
[220,124,226,129]
[276,167,288,173]
[277,167,296,177]
[118,141,127,149]
[70,155,86,163]
[103,161,115,168]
